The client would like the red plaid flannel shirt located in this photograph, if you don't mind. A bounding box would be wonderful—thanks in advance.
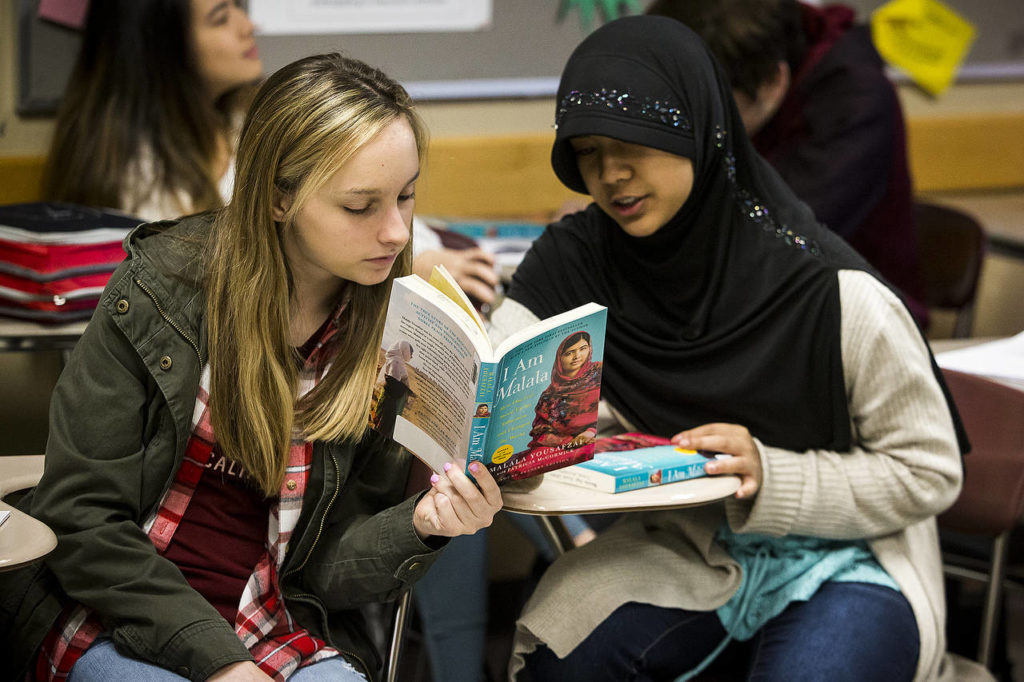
[36,306,348,681]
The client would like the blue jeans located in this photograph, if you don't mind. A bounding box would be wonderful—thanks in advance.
[69,638,367,681]
[524,581,920,681]
[412,515,600,680]
[413,529,490,682]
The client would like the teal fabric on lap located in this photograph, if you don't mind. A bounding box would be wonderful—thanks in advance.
[674,523,899,681]
[715,523,899,640]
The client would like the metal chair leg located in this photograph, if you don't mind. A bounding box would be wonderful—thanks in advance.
[979,531,1009,668]
[536,515,572,556]
[385,589,413,682]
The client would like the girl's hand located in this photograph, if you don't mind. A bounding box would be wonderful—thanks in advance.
[671,423,762,499]
[412,248,499,304]
[208,661,273,681]
[413,461,502,539]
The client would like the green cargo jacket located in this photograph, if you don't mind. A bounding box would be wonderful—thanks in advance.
[0,214,442,681]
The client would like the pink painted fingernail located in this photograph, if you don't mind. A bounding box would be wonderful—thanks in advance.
[443,462,452,473]
[469,462,481,472]
[430,473,440,484]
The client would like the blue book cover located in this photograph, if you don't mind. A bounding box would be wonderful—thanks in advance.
[370,267,607,484]
[547,444,713,493]
[473,305,607,483]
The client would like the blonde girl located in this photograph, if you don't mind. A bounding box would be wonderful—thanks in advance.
[3,53,500,682]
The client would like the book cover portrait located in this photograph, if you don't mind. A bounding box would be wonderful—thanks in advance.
[481,327,605,481]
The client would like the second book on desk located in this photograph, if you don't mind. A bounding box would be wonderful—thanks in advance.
[369,266,607,484]
[546,433,714,493]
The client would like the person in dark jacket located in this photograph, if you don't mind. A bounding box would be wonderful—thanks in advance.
[0,53,501,682]
[648,0,929,328]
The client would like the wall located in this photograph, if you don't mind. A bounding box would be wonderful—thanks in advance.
[0,0,50,155]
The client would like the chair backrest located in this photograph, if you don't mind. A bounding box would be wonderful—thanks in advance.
[914,202,987,338]
[938,370,1024,535]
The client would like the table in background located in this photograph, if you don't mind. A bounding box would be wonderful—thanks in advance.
[0,317,87,352]
[0,317,87,360]
[923,192,1024,260]
[930,335,1024,392]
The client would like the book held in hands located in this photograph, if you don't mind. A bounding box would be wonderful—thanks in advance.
[369,265,607,484]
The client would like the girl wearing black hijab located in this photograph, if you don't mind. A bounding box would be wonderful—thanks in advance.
[489,15,974,682]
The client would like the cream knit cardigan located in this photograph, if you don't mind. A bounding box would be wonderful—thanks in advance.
[489,270,993,682]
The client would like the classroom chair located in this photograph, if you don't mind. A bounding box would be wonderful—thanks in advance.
[937,369,1024,669]
[914,202,988,338]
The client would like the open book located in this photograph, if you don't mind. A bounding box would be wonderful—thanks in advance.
[369,266,607,484]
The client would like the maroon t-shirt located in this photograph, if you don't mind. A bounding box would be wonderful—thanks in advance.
[163,448,270,623]
[164,321,331,623]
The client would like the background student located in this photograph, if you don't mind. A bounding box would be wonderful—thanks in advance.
[41,0,261,221]
[488,16,976,681]
[0,52,501,681]
[41,0,500,306]
[647,0,929,328]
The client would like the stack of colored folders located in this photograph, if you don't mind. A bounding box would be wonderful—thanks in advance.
[0,202,141,323]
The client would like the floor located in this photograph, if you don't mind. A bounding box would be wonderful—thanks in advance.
[957,584,1024,682]
[1008,589,1024,682]
[943,528,1024,682]
[395,576,527,682]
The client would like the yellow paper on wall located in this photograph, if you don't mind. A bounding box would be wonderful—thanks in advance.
[871,0,976,96]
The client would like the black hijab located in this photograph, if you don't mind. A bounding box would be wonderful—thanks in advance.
[508,16,967,455]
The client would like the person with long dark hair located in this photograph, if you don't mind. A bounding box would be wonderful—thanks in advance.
[42,0,261,220]
[40,0,500,308]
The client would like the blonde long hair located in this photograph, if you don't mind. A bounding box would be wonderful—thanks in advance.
[205,53,425,496]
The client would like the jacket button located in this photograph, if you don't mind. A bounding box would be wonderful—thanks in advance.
[286,479,297,490]
[116,299,129,314]
[176,667,190,676]
[159,355,173,370]
[408,561,421,572]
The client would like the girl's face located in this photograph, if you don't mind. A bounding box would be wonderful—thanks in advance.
[559,337,591,378]
[191,0,262,99]
[570,135,694,237]
[278,117,419,292]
